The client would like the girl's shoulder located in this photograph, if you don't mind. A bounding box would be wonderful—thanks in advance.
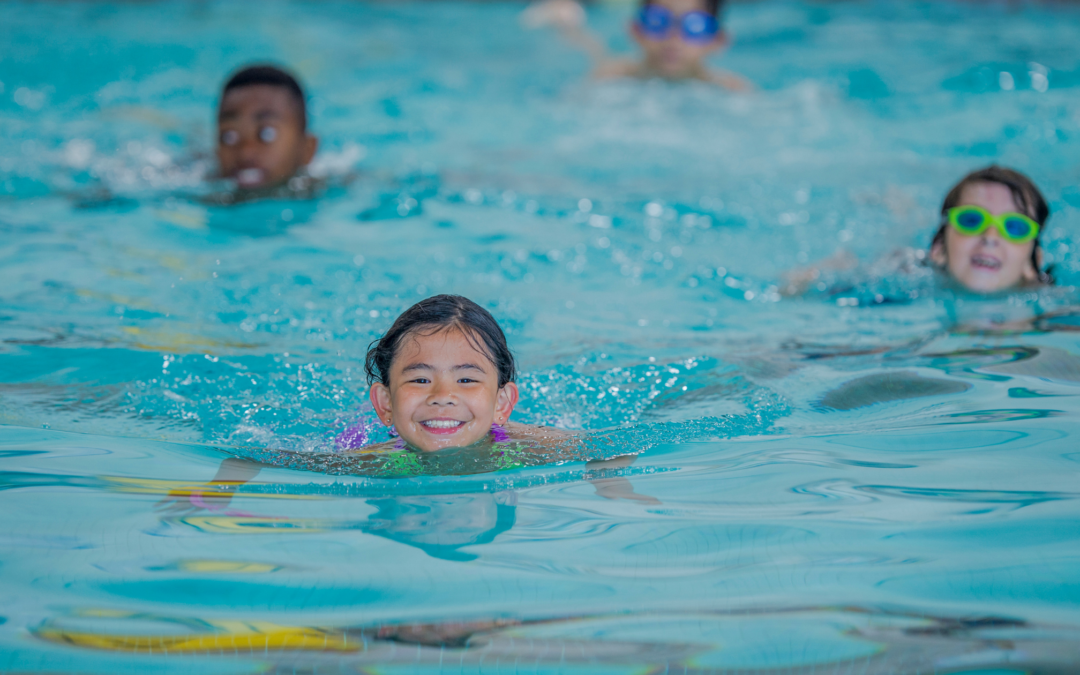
[501,422,581,441]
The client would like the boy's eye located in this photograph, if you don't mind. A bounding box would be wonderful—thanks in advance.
[258,126,278,143]
[457,378,477,384]
[409,378,430,384]
[220,129,240,146]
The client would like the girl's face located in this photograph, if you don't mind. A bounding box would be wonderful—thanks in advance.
[930,181,1041,293]
[369,327,518,452]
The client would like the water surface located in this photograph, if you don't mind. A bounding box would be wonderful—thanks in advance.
[3,0,1080,671]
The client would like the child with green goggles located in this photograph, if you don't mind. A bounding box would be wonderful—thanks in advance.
[929,165,1050,293]
[782,165,1051,299]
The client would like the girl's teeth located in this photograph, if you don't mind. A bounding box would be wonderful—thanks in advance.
[422,420,463,429]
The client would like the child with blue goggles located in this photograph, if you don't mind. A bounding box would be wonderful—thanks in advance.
[522,0,753,90]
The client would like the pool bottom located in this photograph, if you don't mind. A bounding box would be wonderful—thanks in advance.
[10,606,1080,674]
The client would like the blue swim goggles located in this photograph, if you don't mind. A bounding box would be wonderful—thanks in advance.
[637,5,720,42]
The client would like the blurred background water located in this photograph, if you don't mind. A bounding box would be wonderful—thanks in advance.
[3,0,1080,672]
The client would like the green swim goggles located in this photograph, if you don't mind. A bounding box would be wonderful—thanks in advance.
[947,205,1040,244]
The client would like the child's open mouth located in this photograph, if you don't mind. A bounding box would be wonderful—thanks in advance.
[420,419,466,434]
[971,254,1002,270]
[236,168,266,188]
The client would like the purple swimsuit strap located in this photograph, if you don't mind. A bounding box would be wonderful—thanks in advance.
[490,423,510,443]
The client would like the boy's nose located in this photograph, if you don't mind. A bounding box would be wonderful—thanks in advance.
[237,139,263,162]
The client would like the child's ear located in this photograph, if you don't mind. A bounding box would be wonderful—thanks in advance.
[302,134,318,167]
[494,382,519,426]
[369,383,394,426]
[929,239,948,267]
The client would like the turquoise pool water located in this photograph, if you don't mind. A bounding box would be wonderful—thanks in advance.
[3,0,1080,671]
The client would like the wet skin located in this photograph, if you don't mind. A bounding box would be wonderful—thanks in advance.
[216,85,318,190]
[370,328,519,453]
[931,181,1041,293]
[631,0,729,80]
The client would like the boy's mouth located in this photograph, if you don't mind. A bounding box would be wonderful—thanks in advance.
[236,168,266,188]
[420,419,467,435]
[971,254,1002,270]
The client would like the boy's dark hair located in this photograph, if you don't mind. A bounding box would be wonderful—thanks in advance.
[365,295,516,388]
[642,0,725,17]
[221,64,308,131]
[931,165,1052,283]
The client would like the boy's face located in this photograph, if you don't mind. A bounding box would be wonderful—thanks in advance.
[370,327,518,453]
[216,85,317,190]
[930,181,1041,293]
[632,0,728,79]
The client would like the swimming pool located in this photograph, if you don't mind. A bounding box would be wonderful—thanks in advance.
[3,0,1080,671]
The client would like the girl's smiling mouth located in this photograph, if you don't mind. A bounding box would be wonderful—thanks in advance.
[420,419,467,434]
[971,254,1002,270]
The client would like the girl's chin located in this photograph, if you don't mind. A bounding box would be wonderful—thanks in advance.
[956,275,1020,294]
[405,427,491,452]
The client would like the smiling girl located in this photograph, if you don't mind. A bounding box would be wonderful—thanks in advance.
[929,165,1051,292]
[358,294,572,453]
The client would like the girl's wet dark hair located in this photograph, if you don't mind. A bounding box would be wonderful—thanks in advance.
[365,295,516,387]
[930,165,1052,284]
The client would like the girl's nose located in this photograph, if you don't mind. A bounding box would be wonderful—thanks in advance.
[427,380,456,405]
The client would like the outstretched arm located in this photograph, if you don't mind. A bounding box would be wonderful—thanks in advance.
[503,423,660,504]
[707,68,756,92]
[156,456,263,515]
[585,453,661,504]
[521,0,612,65]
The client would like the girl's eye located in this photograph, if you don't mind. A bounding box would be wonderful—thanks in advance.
[220,129,240,146]
[457,378,477,384]
[409,378,430,384]
[258,126,278,143]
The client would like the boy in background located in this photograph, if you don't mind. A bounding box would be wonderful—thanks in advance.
[216,64,319,192]
[522,0,751,90]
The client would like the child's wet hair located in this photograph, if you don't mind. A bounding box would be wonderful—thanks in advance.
[931,165,1051,283]
[365,295,517,388]
[641,0,725,17]
[221,64,308,131]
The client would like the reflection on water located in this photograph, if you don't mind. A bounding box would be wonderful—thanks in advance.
[363,492,516,561]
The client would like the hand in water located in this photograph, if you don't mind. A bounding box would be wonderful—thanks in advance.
[586,454,662,505]
[377,619,522,648]
[154,486,238,515]
[154,457,262,516]
[520,0,586,30]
